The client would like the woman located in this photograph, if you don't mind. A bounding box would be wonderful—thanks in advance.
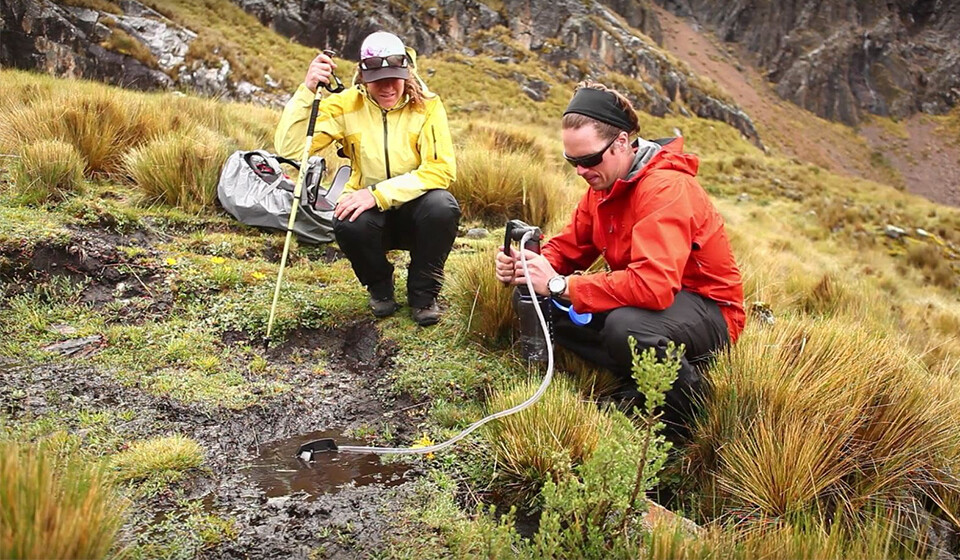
[275,31,460,326]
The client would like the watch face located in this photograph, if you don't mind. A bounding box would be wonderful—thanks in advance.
[549,276,565,295]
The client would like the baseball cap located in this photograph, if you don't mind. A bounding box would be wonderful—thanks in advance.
[359,32,411,82]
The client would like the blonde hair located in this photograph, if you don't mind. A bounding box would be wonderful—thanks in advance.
[353,65,426,111]
[561,81,640,141]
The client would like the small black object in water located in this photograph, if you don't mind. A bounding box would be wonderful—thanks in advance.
[297,438,338,460]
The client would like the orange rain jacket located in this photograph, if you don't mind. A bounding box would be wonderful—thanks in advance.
[542,138,745,343]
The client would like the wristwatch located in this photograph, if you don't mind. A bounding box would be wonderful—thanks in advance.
[547,275,567,299]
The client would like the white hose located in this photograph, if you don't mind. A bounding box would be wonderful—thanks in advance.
[336,230,553,455]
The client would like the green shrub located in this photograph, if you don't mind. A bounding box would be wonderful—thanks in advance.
[123,127,232,212]
[13,140,86,205]
[0,440,128,559]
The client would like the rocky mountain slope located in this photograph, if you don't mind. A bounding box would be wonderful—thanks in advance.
[0,0,286,105]
[656,0,960,125]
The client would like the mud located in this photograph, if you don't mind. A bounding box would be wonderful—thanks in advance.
[1,229,429,559]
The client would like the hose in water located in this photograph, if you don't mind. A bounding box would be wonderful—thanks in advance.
[336,230,553,455]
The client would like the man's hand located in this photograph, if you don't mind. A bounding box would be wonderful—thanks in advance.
[509,249,558,296]
[495,247,516,285]
[334,189,377,222]
[304,52,337,93]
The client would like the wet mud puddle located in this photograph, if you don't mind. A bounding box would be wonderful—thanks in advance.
[242,430,415,499]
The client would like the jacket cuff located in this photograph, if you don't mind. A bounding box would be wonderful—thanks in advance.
[369,187,388,211]
[293,83,317,106]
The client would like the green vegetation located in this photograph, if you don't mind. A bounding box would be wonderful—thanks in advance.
[2,6,960,554]
[111,434,204,494]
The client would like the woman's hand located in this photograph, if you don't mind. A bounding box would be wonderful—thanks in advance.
[334,189,377,222]
[304,52,337,93]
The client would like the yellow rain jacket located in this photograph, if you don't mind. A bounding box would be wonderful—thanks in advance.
[274,82,456,211]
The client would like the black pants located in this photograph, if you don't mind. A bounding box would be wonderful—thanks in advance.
[333,189,461,308]
[552,290,729,436]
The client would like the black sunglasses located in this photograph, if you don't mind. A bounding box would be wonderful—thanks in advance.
[563,135,619,168]
[360,54,408,70]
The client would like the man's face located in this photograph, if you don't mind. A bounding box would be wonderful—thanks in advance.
[366,78,405,109]
[561,126,624,191]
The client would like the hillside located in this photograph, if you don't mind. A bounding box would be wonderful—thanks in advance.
[1,0,960,559]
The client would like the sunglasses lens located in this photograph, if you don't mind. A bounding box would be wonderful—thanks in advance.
[362,55,407,69]
[565,152,603,168]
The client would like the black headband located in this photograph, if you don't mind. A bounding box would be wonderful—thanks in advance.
[563,88,634,133]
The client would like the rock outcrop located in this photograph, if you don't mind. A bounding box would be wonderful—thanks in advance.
[656,0,960,125]
[0,0,287,105]
[233,0,762,146]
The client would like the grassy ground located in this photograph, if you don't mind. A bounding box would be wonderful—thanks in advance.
[1,8,960,557]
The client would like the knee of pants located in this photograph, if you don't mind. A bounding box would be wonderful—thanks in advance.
[333,211,379,243]
[415,190,461,227]
[601,310,669,367]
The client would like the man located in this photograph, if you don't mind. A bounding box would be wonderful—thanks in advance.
[495,82,745,435]
[275,31,460,326]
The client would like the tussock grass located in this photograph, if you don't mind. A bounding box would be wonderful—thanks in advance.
[452,143,573,229]
[122,127,233,212]
[12,140,86,205]
[0,441,128,559]
[100,27,158,68]
[111,434,203,484]
[483,377,611,504]
[645,511,924,560]
[687,316,960,531]
[447,245,515,346]
[0,89,147,176]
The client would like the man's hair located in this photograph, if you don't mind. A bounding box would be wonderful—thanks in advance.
[562,81,640,141]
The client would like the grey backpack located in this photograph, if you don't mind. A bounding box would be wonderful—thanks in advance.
[217,150,347,244]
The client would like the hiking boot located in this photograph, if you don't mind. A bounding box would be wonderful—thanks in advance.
[369,296,398,318]
[411,301,441,327]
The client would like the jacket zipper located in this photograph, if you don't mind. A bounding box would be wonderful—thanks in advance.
[382,110,392,178]
[431,125,437,160]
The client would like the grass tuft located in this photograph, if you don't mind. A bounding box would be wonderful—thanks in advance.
[12,140,86,205]
[483,376,610,505]
[0,440,128,559]
[122,127,232,212]
[686,316,960,531]
[111,434,204,485]
[446,244,515,346]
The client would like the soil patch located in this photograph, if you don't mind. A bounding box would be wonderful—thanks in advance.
[2,316,426,558]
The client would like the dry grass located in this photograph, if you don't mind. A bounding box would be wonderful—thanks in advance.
[451,138,574,230]
[644,511,924,560]
[447,245,515,346]
[686,316,960,531]
[0,441,128,559]
[122,126,233,212]
[483,377,612,505]
[100,27,158,69]
[12,140,86,205]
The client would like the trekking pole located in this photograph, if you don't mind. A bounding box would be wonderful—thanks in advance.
[265,52,342,345]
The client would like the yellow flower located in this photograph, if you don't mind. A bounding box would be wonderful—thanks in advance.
[211,256,226,265]
[411,434,436,460]
[251,271,266,280]
[165,257,177,266]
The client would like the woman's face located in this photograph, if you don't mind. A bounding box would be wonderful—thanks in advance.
[365,77,405,109]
